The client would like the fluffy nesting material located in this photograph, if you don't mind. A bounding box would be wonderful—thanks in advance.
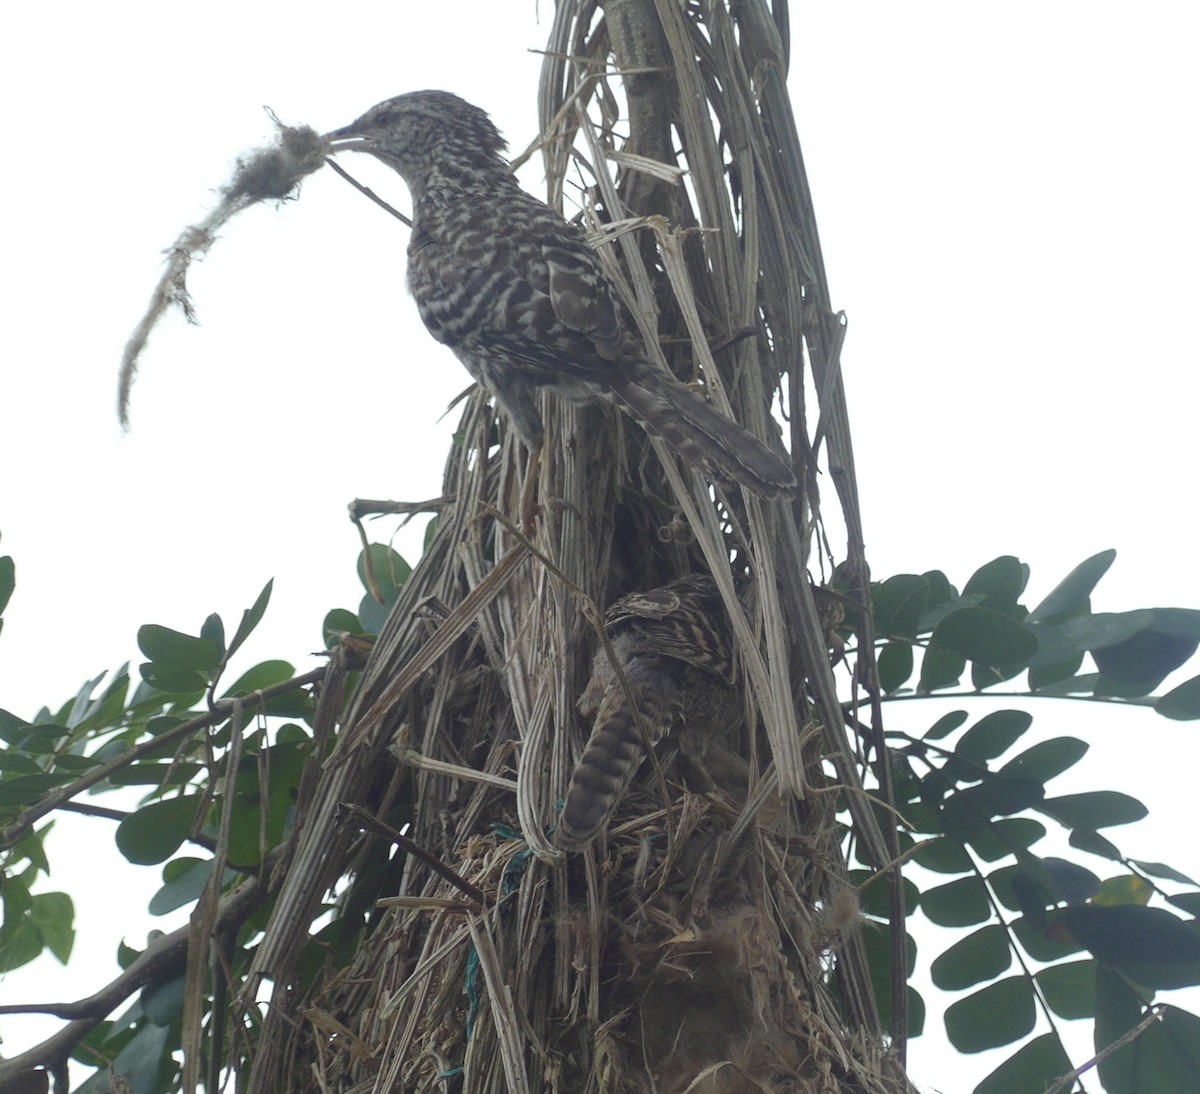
[117,120,330,427]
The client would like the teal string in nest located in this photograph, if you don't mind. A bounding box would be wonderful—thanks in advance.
[464,944,482,1039]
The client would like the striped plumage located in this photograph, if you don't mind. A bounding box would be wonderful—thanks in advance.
[598,576,736,684]
[556,575,741,851]
[325,91,795,498]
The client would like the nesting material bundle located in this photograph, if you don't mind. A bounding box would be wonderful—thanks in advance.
[116,121,330,427]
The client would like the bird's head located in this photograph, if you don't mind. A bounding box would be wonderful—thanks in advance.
[325,90,508,194]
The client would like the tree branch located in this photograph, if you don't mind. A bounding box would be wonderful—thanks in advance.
[1044,1005,1164,1094]
[0,860,270,1082]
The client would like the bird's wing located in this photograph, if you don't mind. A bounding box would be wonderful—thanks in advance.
[410,185,628,382]
[542,241,624,360]
[606,576,735,682]
[475,228,626,379]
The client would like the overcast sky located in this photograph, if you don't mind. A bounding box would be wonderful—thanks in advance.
[2,3,1197,1089]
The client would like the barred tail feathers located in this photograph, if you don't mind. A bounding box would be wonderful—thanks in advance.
[555,663,680,850]
[611,369,796,499]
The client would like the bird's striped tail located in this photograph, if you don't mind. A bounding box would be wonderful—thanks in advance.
[610,368,795,498]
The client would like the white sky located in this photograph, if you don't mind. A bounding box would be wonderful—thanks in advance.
[2,3,1198,1090]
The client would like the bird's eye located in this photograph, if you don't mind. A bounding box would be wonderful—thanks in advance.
[374,111,392,128]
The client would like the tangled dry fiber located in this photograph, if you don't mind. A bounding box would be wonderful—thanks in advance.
[240,2,912,1091]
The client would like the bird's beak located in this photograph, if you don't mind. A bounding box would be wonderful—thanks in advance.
[323,124,369,152]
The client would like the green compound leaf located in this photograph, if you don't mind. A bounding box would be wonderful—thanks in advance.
[921,876,991,928]
[1070,828,1123,861]
[1095,968,1200,1094]
[1064,608,1200,689]
[0,554,14,617]
[877,641,914,693]
[221,660,296,698]
[912,836,973,874]
[1057,904,1200,967]
[955,710,1033,762]
[1027,549,1116,625]
[228,579,274,658]
[999,737,1088,783]
[962,555,1028,614]
[931,606,1039,671]
[923,709,969,741]
[1042,791,1148,830]
[137,624,222,673]
[31,891,75,964]
[930,924,1011,991]
[965,818,1046,864]
[115,795,204,865]
[872,574,929,638]
[1036,958,1096,1020]
[944,975,1035,1053]
[1156,674,1200,720]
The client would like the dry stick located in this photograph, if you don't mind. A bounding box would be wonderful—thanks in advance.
[348,496,451,523]
[324,156,412,226]
[376,896,478,913]
[390,730,520,793]
[466,915,533,1094]
[183,698,245,1094]
[350,507,386,605]
[348,497,451,604]
[1044,1005,1164,1094]
[340,804,487,908]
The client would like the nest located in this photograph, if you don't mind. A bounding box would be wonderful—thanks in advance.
[221,2,912,1092]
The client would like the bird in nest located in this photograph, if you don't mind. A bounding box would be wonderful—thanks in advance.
[556,574,744,850]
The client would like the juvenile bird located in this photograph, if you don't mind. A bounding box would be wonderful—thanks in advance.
[325,91,795,498]
[556,574,742,851]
